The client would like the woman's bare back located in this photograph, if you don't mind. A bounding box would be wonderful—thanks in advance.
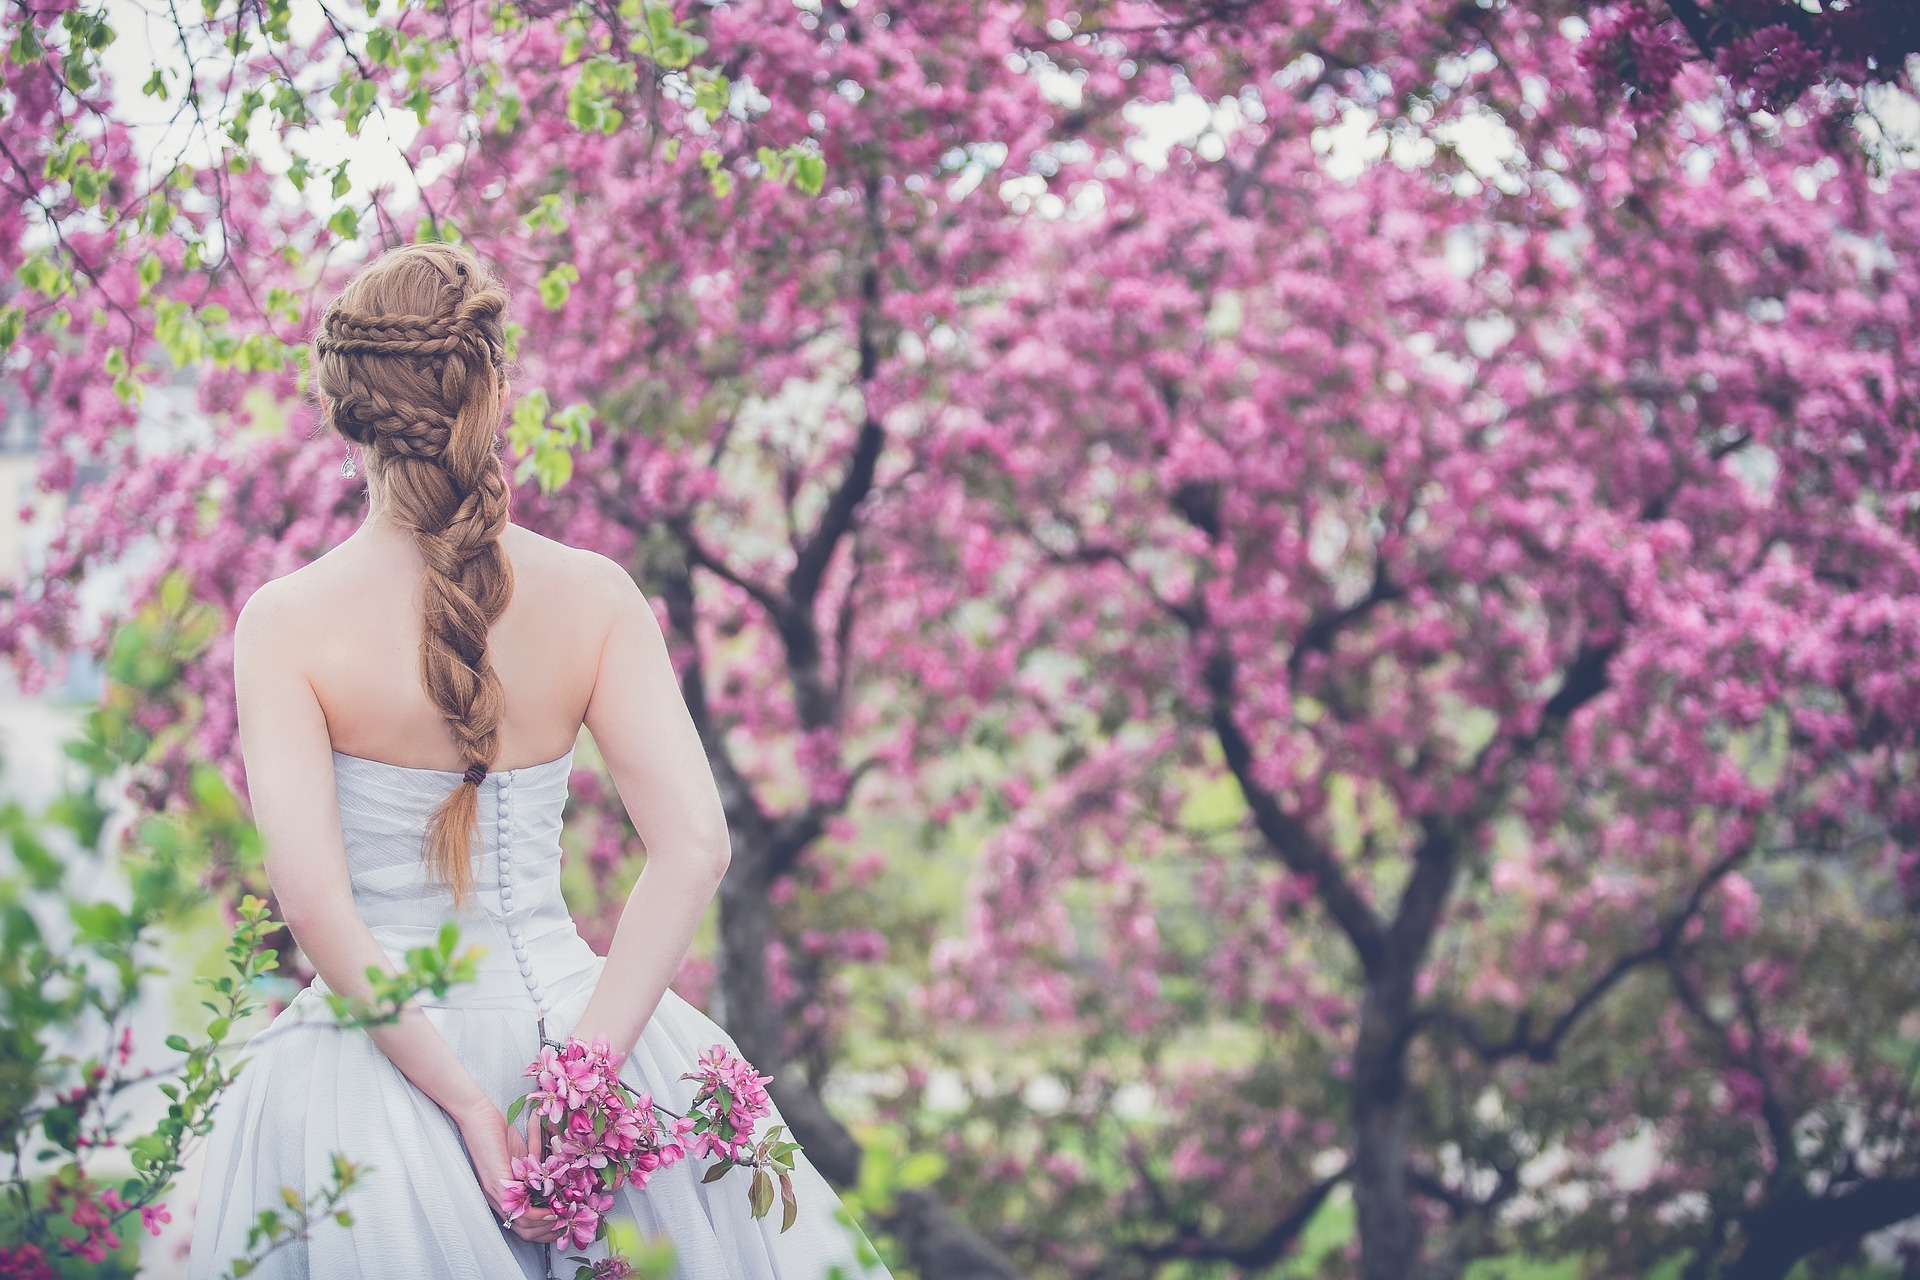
[260,520,621,772]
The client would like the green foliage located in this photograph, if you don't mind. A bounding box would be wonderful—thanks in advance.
[220,1154,360,1279]
[567,54,638,135]
[537,263,581,310]
[626,1,709,70]
[0,606,475,1272]
[507,388,596,494]
[7,0,831,519]
[755,145,828,197]
[319,921,482,1027]
[819,1123,935,1272]
[3,0,818,416]
[522,193,570,235]
[579,1216,677,1278]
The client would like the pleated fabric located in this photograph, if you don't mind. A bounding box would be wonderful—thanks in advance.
[185,748,890,1280]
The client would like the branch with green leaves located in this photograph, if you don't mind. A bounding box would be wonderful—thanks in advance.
[0,598,479,1269]
[220,1153,360,1280]
[319,920,484,1027]
[2,0,824,383]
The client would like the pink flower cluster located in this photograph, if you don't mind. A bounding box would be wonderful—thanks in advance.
[682,1044,775,1163]
[500,1035,784,1252]
[0,1243,55,1280]
[38,1183,166,1265]
[1581,2,1687,111]
[500,1035,689,1249]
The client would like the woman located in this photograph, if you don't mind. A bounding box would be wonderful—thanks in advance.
[185,242,889,1279]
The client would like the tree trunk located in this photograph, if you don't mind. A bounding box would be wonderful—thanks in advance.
[715,839,781,1075]
[713,831,1026,1279]
[1351,966,1424,1280]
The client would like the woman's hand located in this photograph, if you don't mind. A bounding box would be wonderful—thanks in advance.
[454,1102,565,1246]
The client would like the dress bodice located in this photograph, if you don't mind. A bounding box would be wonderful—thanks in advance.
[327,746,594,1020]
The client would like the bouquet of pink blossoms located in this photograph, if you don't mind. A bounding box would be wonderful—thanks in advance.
[500,1034,804,1263]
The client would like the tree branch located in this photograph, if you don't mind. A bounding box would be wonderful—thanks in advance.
[788,168,889,611]
[1415,839,1751,1063]
[1128,1162,1351,1267]
[1203,646,1390,972]
[1725,1175,1920,1280]
[1286,559,1403,681]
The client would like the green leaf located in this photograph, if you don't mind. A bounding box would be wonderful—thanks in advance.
[794,152,826,196]
[898,1149,946,1189]
[344,79,378,132]
[9,26,45,65]
[535,450,573,492]
[522,193,569,234]
[16,255,66,298]
[749,1167,774,1218]
[701,1160,732,1183]
[537,262,579,309]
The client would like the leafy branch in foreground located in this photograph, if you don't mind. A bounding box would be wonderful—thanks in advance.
[0,601,481,1271]
[319,920,484,1028]
[220,1154,360,1280]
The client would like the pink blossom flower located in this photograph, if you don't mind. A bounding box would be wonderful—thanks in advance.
[504,1035,787,1246]
[0,1243,55,1280]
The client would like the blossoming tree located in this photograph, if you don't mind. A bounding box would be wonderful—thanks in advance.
[920,4,1920,1277]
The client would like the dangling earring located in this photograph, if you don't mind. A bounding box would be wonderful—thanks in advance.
[341,446,357,479]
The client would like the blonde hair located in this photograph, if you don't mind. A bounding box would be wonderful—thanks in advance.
[314,242,513,908]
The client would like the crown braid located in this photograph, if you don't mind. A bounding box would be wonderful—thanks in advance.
[315,242,514,909]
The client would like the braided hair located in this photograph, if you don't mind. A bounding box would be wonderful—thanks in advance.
[314,242,514,908]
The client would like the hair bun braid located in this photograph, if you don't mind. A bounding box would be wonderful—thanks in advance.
[312,242,515,909]
[315,283,505,367]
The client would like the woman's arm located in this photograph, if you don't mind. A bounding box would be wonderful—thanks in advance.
[233,581,562,1243]
[567,557,732,1058]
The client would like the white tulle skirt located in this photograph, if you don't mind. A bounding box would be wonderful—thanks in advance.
[185,956,887,1279]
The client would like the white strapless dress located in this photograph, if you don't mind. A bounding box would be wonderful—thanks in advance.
[185,747,890,1280]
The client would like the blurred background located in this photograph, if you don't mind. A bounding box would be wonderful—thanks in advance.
[3,2,1919,1278]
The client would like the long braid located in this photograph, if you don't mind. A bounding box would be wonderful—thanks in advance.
[315,243,514,908]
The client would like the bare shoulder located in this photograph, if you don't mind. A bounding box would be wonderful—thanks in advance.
[502,525,651,629]
[233,564,324,653]
[506,526,641,597]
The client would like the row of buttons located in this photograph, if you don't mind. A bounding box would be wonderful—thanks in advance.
[495,771,548,1019]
